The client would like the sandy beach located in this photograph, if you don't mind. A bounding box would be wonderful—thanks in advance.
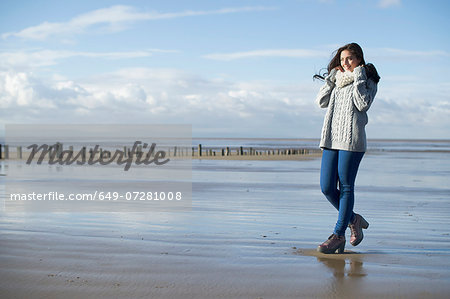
[1,140,450,298]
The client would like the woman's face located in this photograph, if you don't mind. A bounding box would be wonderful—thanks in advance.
[340,50,361,72]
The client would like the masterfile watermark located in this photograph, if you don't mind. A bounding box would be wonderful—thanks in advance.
[26,141,170,171]
[10,191,183,201]
[3,124,192,212]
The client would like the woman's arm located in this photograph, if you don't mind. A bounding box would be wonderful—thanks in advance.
[316,68,338,108]
[352,66,378,112]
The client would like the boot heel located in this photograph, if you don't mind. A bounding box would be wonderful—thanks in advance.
[361,216,369,229]
[318,234,346,254]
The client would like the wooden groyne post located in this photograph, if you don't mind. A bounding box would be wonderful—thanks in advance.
[190,144,315,158]
[17,146,22,159]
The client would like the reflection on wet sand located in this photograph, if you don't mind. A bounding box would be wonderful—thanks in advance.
[316,255,367,298]
[295,249,371,297]
[295,248,368,278]
[316,256,366,278]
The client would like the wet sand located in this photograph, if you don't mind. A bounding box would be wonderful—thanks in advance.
[1,150,450,298]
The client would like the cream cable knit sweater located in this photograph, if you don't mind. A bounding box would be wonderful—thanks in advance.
[316,66,378,152]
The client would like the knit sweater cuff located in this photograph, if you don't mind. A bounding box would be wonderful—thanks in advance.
[353,66,367,81]
[325,68,338,85]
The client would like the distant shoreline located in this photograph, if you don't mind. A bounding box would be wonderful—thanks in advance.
[192,137,450,142]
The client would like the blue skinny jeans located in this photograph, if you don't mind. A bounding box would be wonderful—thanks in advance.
[320,149,364,236]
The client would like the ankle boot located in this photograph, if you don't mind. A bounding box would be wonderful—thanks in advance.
[317,234,345,254]
[349,213,369,246]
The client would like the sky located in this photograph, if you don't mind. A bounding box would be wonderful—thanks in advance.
[1,0,449,139]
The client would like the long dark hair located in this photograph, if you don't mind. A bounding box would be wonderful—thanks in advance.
[313,43,380,83]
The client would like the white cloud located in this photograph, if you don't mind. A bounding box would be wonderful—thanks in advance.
[368,48,450,59]
[3,46,446,73]
[2,72,35,106]
[204,49,329,61]
[0,68,320,136]
[1,65,449,138]
[370,79,450,138]
[203,45,450,63]
[0,71,60,111]
[2,5,275,40]
[0,49,176,69]
[205,46,450,62]
[378,0,401,8]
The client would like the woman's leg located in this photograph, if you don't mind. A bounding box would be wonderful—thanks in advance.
[320,149,340,210]
[333,150,364,236]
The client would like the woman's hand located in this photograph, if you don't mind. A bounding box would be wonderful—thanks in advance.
[334,66,344,72]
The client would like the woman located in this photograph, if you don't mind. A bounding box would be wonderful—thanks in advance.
[314,43,380,254]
